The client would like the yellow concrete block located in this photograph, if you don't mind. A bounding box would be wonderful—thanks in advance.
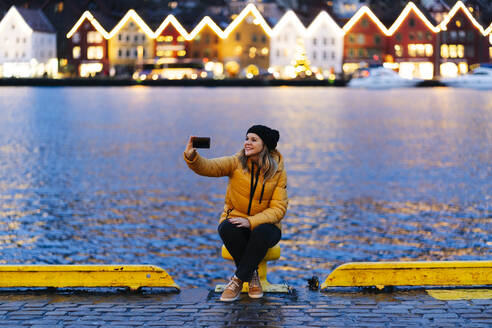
[427,289,492,300]
[0,265,179,291]
[321,261,492,290]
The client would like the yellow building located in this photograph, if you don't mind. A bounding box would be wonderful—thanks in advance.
[187,17,224,77]
[221,4,273,77]
[107,10,155,75]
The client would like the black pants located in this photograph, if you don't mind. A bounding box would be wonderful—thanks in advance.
[218,219,281,282]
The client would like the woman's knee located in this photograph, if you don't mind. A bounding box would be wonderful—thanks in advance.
[218,219,243,238]
[250,224,281,247]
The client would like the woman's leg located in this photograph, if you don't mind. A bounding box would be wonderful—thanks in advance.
[235,224,281,282]
[218,220,250,268]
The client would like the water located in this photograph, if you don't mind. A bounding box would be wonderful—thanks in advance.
[0,86,491,288]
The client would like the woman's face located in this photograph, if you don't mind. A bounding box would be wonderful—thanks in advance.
[244,133,264,158]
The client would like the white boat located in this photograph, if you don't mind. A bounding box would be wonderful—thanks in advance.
[441,66,492,90]
[348,67,422,89]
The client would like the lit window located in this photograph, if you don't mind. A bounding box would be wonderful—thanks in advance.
[458,62,468,74]
[177,50,186,56]
[455,20,461,28]
[394,44,402,57]
[87,31,103,43]
[73,46,81,59]
[261,47,268,55]
[157,36,165,42]
[164,50,173,57]
[425,44,433,57]
[177,36,185,42]
[408,44,417,57]
[249,47,257,58]
[164,36,173,42]
[449,45,457,58]
[457,44,464,58]
[489,47,492,59]
[87,46,103,59]
[440,44,449,58]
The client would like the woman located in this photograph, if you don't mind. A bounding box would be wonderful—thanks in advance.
[184,125,288,301]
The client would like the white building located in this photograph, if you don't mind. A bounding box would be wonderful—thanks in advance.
[0,6,57,78]
[305,11,344,76]
[270,10,344,78]
[269,10,306,78]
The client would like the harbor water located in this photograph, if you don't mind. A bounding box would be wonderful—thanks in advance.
[0,86,491,287]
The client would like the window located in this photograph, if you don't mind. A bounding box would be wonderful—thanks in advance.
[4,51,8,58]
[449,44,457,58]
[141,34,145,41]
[396,33,402,42]
[409,18,415,27]
[205,35,210,44]
[331,38,335,45]
[177,50,186,57]
[348,48,354,58]
[313,51,317,59]
[262,35,267,43]
[458,30,466,41]
[358,48,365,57]
[73,46,81,59]
[11,24,15,30]
[489,47,492,60]
[126,35,130,42]
[178,36,185,42]
[87,46,103,59]
[467,31,475,42]
[450,31,457,40]
[252,34,257,42]
[23,37,27,43]
[87,31,103,43]
[331,51,335,59]
[361,18,368,28]
[313,38,317,45]
[441,31,448,43]
[425,44,433,57]
[126,49,130,57]
[323,51,327,59]
[357,34,365,44]
[129,22,134,28]
[134,35,138,42]
[426,32,432,41]
[118,34,122,41]
[348,34,355,43]
[441,44,449,58]
[417,31,424,40]
[118,49,122,57]
[134,49,138,57]
[164,36,173,42]
[236,33,240,41]
[73,32,80,43]
[457,44,464,58]
[323,38,327,45]
[16,37,20,44]
[394,44,402,57]
[276,49,280,57]
[374,34,381,45]
[466,46,475,57]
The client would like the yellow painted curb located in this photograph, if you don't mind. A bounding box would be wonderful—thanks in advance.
[427,289,492,300]
[0,265,179,291]
[321,261,492,290]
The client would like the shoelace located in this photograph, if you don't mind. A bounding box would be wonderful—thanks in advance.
[226,278,241,290]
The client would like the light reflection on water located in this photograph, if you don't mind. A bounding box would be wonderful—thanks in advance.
[0,87,491,287]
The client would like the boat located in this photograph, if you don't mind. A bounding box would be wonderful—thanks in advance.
[348,67,422,89]
[441,65,492,90]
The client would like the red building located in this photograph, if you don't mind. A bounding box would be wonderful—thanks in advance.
[66,11,112,77]
[387,2,440,79]
[437,1,489,77]
[153,15,190,65]
[342,6,389,75]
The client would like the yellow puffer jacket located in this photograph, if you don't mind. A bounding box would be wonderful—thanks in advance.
[184,150,288,231]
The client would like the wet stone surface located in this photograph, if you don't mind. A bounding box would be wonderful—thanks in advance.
[0,288,490,327]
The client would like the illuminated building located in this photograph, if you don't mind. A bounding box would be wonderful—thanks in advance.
[438,1,489,78]
[342,6,389,75]
[0,6,57,78]
[106,10,155,77]
[153,15,189,63]
[270,11,306,79]
[187,16,225,77]
[221,4,273,77]
[66,11,113,77]
[386,2,439,80]
[305,11,344,77]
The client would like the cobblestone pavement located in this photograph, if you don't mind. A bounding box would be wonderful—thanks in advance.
[0,287,490,327]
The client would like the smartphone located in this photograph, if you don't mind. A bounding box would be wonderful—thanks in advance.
[192,137,211,149]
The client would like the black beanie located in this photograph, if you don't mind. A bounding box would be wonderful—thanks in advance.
[247,125,280,151]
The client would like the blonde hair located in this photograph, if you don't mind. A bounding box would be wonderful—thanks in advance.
[238,146,278,181]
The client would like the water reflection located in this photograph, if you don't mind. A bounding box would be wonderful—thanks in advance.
[0,87,490,287]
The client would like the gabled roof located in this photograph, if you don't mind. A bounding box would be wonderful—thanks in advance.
[342,5,390,36]
[66,10,110,38]
[106,9,155,39]
[187,15,225,40]
[306,10,344,37]
[222,3,273,38]
[387,2,440,35]
[16,6,55,33]
[438,0,487,36]
[153,14,189,38]
[272,10,306,37]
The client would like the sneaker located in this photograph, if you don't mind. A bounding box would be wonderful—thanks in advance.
[248,270,263,298]
[220,276,243,302]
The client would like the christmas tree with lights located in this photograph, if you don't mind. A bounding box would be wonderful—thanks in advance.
[291,37,312,78]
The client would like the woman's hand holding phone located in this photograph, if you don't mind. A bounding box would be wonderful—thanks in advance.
[185,136,197,161]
